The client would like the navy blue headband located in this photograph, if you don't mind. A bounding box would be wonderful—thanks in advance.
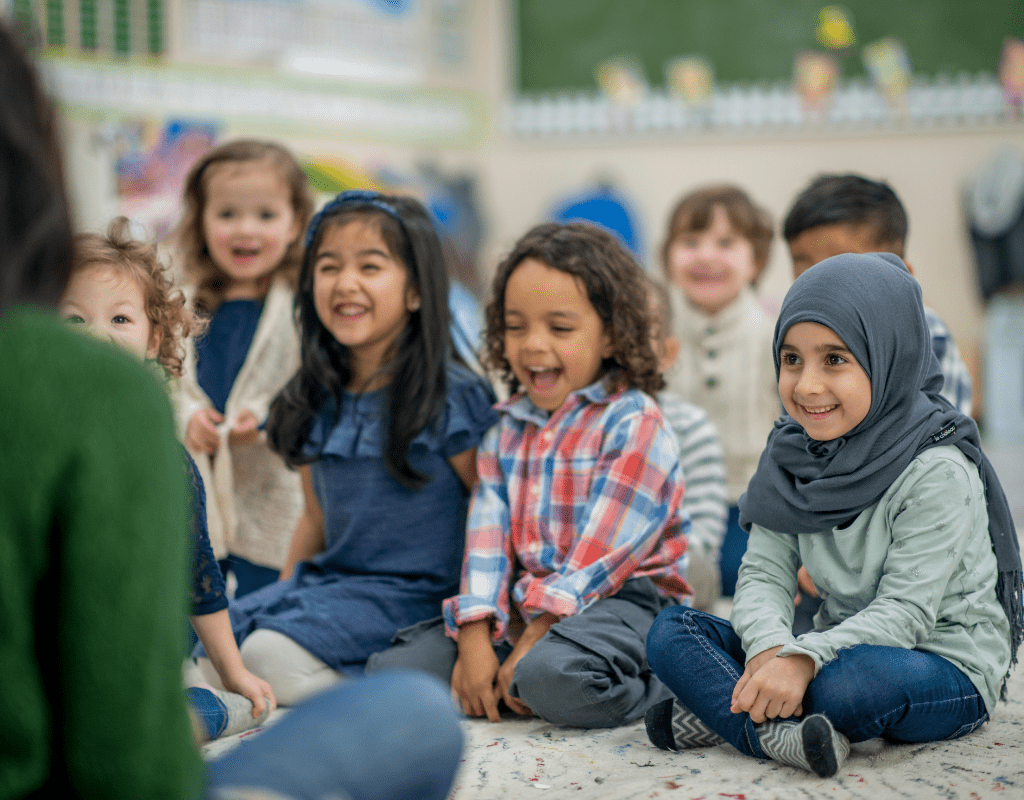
[304,190,404,251]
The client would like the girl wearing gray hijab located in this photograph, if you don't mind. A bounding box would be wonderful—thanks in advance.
[643,252,1022,778]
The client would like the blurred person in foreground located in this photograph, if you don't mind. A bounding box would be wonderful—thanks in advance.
[0,23,461,800]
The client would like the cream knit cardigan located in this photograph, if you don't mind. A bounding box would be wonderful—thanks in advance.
[664,285,780,504]
[173,277,303,568]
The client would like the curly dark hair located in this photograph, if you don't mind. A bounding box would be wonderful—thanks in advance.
[661,184,774,283]
[172,139,314,315]
[484,222,663,397]
[72,217,202,377]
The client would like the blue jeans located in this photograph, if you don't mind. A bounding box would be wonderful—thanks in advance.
[646,608,988,758]
[206,670,463,800]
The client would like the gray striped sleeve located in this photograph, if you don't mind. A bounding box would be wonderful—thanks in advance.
[657,392,728,557]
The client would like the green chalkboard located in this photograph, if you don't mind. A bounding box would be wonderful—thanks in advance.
[516,0,1024,92]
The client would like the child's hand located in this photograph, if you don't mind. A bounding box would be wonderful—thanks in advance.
[187,408,223,455]
[731,645,782,710]
[453,620,502,721]
[495,649,533,717]
[228,409,261,446]
[730,650,814,723]
[222,667,277,719]
[796,565,819,598]
[493,611,558,717]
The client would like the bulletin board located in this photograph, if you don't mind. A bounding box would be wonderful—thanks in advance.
[515,0,1024,93]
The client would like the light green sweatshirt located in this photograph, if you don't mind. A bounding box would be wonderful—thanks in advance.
[731,446,1011,712]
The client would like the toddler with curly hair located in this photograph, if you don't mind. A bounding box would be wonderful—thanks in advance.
[59,218,275,739]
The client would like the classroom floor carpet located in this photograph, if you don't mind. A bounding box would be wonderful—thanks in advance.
[203,447,1024,798]
[203,658,1023,800]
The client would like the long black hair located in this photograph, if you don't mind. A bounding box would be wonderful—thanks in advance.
[0,23,74,314]
[267,192,452,489]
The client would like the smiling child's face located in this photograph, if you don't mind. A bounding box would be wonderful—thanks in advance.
[201,160,300,292]
[312,219,419,385]
[503,257,612,412]
[666,205,757,316]
[778,321,872,441]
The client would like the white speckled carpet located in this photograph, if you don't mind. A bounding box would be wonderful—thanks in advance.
[204,662,1022,799]
[202,446,1024,798]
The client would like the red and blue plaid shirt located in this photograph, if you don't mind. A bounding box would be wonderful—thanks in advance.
[443,379,691,642]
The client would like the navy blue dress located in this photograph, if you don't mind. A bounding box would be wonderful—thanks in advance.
[221,363,498,675]
[184,449,228,616]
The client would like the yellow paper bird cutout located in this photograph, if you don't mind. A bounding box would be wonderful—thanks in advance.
[816,6,855,50]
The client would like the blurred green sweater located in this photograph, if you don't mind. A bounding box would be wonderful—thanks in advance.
[0,310,204,799]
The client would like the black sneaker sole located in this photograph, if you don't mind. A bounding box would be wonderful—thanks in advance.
[644,698,678,751]
[801,714,839,778]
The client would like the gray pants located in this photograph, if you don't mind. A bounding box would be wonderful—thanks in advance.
[365,578,675,729]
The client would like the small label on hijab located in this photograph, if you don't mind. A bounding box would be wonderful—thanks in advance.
[931,423,956,443]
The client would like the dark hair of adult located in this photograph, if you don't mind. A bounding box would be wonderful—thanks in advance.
[267,194,452,489]
[0,24,74,314]
[661,184,774,283]
[484,222,663,397]
[782,173,909,255]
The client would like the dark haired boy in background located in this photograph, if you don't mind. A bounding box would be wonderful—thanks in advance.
[784,173,973,416]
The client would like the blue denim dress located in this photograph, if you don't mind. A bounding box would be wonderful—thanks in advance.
[223,363,497,675]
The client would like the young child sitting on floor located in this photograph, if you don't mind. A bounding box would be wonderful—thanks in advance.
[59,218,275,739]
[368,222,691,729]
[188,191,498,707]
[647,278,728,612]
[644,252,1021,778]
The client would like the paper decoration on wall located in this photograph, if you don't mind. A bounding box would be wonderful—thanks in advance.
[549,183,644,262]
[863,37,912,107]
[999,38,1024,113]
[794,51,839,109]
[665,55,715,106]
[111,118,219,241]
[815,6,855,50]
[302,157,383,195]
[595,56,648,106]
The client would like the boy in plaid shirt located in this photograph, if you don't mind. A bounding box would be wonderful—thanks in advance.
[368,223,691,728]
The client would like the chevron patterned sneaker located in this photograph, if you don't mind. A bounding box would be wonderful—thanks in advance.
[645,698,725,751]
[756,714,850,778]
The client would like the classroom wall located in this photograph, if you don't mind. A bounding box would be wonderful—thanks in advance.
[58,0,1022,414]
[463,3,1020,414]
[471,128,1023,394]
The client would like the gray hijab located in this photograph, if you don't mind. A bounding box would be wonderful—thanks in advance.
[738,252,1021,691]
